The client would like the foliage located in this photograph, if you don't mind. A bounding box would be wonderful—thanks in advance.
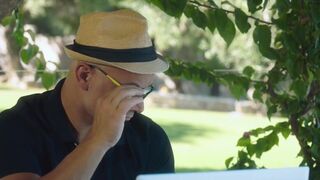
[125,0,269,73]
[146,0,320,179]
[1,0,127,89]
[3,0,268,93]
[23,0,123,36]
[1,9,58,89]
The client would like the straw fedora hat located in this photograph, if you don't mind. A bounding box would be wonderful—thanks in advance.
[64,9,169,74]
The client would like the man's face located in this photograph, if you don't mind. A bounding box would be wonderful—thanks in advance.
[86,64,155,121]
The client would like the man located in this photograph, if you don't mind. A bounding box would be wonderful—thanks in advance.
[0,9,174,180]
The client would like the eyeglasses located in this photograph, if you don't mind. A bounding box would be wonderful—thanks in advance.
[88,64,154,99]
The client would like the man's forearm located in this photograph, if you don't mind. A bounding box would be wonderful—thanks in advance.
[40,139,110,180]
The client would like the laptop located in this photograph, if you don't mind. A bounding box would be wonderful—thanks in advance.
[136,167,309,180]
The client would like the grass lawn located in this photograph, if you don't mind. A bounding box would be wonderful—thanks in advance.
[143,108,301,172]
[0,85,302,172]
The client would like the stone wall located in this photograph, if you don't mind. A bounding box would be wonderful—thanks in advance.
[145,92,266,114]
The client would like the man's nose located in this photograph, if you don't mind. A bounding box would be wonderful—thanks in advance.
[131,101,144,113]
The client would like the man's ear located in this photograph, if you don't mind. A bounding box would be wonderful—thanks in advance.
[75,63,92,91]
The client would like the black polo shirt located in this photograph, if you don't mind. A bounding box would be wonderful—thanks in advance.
[0,79,174,179]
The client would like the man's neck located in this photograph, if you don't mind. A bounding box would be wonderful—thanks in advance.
[61,77,92,143]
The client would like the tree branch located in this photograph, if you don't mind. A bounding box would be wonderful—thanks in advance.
[264,79,320,167]
[287,81,320,167]
[189,0,273,25]
[289,115,313,166]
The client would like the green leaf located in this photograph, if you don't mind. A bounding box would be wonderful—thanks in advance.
[311,3,320,27]
[234,8,251,33]
[272,16,288,30]
[34,56,46,81]
[148,0,187,18]
[206,9,216,33]
[247,0,263,13]
[264,125,275,132]
[214,9,236,46]
[13,29,28,48]
[285,57,303,79]
[184,4,195,18]
[258,46,278,60]
[184,5,207,29]
[253,89,263,102]
[238,150,248,160]
[225,157,234,168]
[253,25,278,60]
[243,66,255,78]
[229,83,246,99]
[20,44,39,64]
[282,33,299,52]
[237,137,251,147]
[276,122,290,139]
[183,68,193,79]
[247,144,255,157]
[41,72,56,90]
[272,0,290,16]
[250,128,265,137]
[290,79,309,99]
[285,99,300,115]
[255,132,278,158]
[310,142,320,159]
[270,132,279,146]
[1,15,13,26]
[253,25,271,47]
[26,29,36,41]
[267,104,277,119]
[207,0,218,7]
[20,49,30,64]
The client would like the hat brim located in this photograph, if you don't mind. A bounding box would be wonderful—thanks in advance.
[64,46,169,74]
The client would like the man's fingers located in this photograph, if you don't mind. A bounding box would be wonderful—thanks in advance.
[106,85,141,101]
[116,96,143,114]
[109,87,144,107]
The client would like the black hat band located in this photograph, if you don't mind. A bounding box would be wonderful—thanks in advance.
[66,40,158,62]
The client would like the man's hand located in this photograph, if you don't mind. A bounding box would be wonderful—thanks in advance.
[86,86,144,148]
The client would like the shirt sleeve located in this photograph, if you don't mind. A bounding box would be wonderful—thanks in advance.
[145,123,175,173]
[0,111,41,178]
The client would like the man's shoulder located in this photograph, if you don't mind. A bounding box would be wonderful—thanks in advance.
[0,92,50,132]
[130,113,162,130]
[128,113,168,140]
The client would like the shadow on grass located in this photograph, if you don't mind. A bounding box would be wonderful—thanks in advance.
[176,167,220,172]
[160,122,222,144]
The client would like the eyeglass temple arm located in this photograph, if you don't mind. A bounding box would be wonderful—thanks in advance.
[88,64,121,87]
[106,75,121,87]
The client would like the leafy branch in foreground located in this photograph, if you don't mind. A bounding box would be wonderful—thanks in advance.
[1,8,60,89]
[147,0,320,179]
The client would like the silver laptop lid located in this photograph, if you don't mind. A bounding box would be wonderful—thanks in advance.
[136,167,309,180]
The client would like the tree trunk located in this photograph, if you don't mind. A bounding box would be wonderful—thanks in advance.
[0,26,24,87]
[0,0,23,19]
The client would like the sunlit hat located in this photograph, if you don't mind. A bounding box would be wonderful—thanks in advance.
[64,9,169,74]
